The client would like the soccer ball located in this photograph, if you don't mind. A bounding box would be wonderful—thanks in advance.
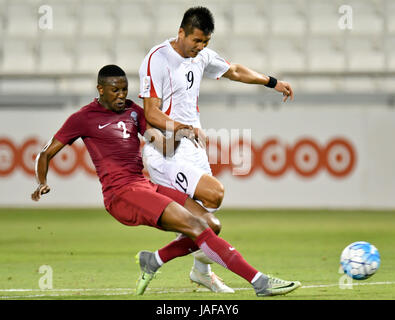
[340,241,381,280]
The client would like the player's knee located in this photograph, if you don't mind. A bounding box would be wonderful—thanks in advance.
[189,215,210,236]
[205,183,225,209]
[195,175,225,209]
[208,216,221,235]
[213,183,224,208]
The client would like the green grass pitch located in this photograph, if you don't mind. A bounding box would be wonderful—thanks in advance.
[0,208,394,300]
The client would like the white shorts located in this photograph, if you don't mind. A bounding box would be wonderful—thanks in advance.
[143,138,212,198]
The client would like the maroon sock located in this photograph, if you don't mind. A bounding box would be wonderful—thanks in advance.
[158,234,199,263]
[194,228,258,282]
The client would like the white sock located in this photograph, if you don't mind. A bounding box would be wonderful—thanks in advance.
[154,250,164,266]
[193,257,211,274]
[251,272,263,284]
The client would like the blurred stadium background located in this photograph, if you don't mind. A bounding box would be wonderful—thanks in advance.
[0,0,395,209]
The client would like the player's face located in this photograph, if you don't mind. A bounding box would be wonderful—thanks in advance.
[179,27,211,58]
[97,77,128,113]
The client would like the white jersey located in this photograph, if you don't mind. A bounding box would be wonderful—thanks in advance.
[139,39,230,198]
[139,38,230,128]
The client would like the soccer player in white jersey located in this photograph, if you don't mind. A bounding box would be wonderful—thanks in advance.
[139,6,294,293]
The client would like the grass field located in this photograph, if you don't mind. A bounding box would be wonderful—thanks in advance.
[0,208,394,300]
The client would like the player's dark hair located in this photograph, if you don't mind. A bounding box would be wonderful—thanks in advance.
[180,6,214,36]
[97,64,126,84]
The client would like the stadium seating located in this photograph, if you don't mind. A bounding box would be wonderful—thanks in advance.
[79,2,115,38]
[74,39,113,73]
[267,37,306,73]
[1,38,36,73]
[307,36,346,72]
[154,2,187,38]
[271,0,307,37]
[0,0,393,94]
[38,39,74,73]
[5,2,38,38]
[346,0,384,36]
[297,77,338,93]
[231,3,267,36]
[114,40,147,74]
[41,1,77,37]
[387,36,395,71]
[227,36,269,72]
[387,1,395,34]
[118,2,153,37]
[309,1,344,36]
[346,36,385,72]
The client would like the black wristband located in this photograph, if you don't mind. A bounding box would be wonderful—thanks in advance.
[265,76,277,88]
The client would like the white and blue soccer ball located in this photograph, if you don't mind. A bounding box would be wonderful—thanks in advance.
[340,241,381,280]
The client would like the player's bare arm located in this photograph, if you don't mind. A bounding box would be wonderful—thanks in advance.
[143,96,202,146]
[222,63,294,102]
[144,122,195,157]
[143,97,190,133]
[193,127,208,149]
[31,137,65,201]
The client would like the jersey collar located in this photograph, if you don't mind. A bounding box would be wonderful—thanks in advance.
[166,38,193,64]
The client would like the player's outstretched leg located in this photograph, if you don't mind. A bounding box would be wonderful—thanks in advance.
[135,231,199,295]
[138,201,301,297]
[189,249,235,293]
[134,236,233,295]
[135,250,161,295]
[135,229,301,296]
[183,198,234,293]
[252,273,301,297]
[193,228,301,297]
[134,247,235,295]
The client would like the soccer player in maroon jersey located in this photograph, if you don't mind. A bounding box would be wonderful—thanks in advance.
[31,65,300,297]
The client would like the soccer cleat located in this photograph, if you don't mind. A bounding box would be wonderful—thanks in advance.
[190,267,235,293]
[254,274,301,297]
[135,250,160,295]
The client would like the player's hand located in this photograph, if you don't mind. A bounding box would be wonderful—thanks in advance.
[193,127,208,149]
[175,124,195,142]
[31,183,50,202]
[274,80,294,102]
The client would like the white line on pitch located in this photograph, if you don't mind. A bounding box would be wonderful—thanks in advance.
[301,281,395,288]
[0,288,135,292]
[1,281,394,299]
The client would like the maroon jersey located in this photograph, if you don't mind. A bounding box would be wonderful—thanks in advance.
[54,98,147,207]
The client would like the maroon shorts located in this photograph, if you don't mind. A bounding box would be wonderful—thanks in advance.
[106,180,188,229]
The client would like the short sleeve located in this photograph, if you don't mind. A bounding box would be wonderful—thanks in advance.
[139,48,166,99]
[54,111,84,145]
[202,48,230,80]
